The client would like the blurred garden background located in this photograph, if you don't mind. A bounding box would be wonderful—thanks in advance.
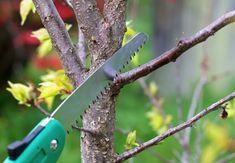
[1,0,235,162]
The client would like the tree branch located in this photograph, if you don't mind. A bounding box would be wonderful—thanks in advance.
[215,152,235,163]
[71,0,111,64]
[115,92,235,162]
[77,28,86,66]
[104,0,127,48]
[115,10,235,86]
[32,0,85,86]
[181,51,208,162]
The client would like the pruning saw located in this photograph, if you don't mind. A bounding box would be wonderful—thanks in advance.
[4,33,148,163]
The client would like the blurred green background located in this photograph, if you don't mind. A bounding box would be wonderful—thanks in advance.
[1,0,235,162]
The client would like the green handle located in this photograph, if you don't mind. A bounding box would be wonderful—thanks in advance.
[4,118,66,163]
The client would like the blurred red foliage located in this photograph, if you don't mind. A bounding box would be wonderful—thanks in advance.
[0,0,74,84]
[33,54,63,70]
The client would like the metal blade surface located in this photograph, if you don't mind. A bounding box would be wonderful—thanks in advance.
[51,33,148,131]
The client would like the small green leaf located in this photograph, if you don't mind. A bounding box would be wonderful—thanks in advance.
[6,81,31,106]
[20,0,35,25]
[31,28,50,42]
[37,39,52,57]
[146,107,171,134]
[125,130,139,150]
[32,24,72,57]
[148,81,158,96]
[44,96,55,110]
[123,21,137,45]
[65,24,72,31]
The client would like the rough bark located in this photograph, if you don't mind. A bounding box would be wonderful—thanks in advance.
[81,89,117,162]
[70,0,127,162]
[32,0,85,86]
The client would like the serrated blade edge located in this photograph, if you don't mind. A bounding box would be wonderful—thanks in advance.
[51,33,148,131]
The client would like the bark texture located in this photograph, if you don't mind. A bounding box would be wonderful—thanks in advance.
[70,0,127,162]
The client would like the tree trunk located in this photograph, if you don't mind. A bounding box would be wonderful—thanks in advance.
[81,91,117,162]
[72,1,127,162]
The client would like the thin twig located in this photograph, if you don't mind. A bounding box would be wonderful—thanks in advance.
[33,101,50,117]
[181,43,208,162]
[138,78,164,115]
[115,92,235,162]
[181,77,206,163]
[175,61,184,124]
[193,123,202,163]
[138,78,181,142]
[72,125,99,135]
[77,28,86,66]
[215,152,235,163]
[115,10,235,87]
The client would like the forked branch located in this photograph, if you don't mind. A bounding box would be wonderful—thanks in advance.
[32,0,85,86]
[116,92,235,162]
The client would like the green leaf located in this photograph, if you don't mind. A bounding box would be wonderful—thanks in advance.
[41,70,74,92]
[123,21,137,45]
[31,28,50,42]
[20,0,35,25]
[146,107,171,134]
[37,39,52,57]
[44,96,55,110]
[125,130,139,150]
[148,81,159,96]
[6,81,31,106]
[32,24,72,57]
[32,24,72,42]
[38,82,63,99]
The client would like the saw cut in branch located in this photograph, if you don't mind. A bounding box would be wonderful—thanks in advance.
[116,92,235,162]
[32,0,84,86]
[115,10,235,86]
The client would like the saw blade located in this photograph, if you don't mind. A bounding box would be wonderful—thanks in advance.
[51,32,148,131]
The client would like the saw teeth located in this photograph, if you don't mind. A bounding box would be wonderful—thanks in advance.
[79,115,83,120]
[96,95,99,100]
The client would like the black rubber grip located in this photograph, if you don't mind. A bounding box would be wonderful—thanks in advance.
[7,125,45,160]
